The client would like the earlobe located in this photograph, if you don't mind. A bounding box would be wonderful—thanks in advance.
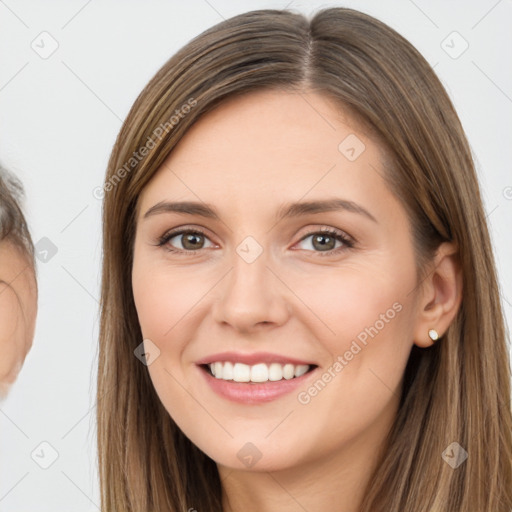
[413,242,463,348]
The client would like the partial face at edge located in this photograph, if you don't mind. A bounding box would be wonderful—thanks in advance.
[0,240,37,397]
[131,89,423,472]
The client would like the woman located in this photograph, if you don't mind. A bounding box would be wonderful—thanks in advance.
[97,7,512,511]
[0,165,37,398]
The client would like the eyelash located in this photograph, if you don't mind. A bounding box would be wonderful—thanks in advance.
[156,226,355,258]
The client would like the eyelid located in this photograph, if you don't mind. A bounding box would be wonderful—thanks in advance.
[297,226,355,244]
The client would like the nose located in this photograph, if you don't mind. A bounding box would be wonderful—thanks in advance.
[211,248,291,334]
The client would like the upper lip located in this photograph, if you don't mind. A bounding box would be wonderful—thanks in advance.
[195,351,316,367]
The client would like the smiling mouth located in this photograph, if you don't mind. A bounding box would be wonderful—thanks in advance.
[201,362,318,384]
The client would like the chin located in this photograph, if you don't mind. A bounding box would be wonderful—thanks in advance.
[188,432,305,473]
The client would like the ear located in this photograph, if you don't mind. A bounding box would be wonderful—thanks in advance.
[413,242,463,348]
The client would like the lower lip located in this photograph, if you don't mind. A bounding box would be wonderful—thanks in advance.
[197,365,317,404]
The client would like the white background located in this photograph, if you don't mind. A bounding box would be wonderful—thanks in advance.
[0,0,511,510]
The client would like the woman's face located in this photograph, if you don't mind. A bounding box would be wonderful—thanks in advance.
[132,89,424,473]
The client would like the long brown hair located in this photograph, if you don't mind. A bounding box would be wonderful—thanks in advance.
[98,7,512,511]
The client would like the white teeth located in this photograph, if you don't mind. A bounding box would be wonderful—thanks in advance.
[223,361,234,380]
[214,362,223,379]
[268,363,283,381]
[294,364,309,378]
[283,363,295,380]
[233,363,250,382]
[207,361,312,383]
[250,363,268,383]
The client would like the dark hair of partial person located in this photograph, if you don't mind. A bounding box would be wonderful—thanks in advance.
[0,164,34,262]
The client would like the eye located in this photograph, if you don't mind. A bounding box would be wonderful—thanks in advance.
[294,228,354,257]
[157,227,215,253]
[156,226,355,257]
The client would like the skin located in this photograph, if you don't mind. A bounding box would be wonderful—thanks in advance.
[131,89,462,512]
[0,239,37,398]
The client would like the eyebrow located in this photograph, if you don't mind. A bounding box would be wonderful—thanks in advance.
[143,198,378,224]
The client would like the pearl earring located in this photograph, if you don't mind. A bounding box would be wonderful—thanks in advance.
[428,329,439,341]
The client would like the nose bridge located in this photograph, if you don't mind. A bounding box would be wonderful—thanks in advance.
[212,236,290,331]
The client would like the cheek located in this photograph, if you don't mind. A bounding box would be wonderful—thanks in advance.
[292,261,414,345]
[292,258,417,406]
[0,285,23,381]
[131,262,196,428]
[132,275,178,340]
[288,273,415,455]
[131,257,210,384]
[132,254,195,342]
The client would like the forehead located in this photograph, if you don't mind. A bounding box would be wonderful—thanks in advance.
[137,89,390,216]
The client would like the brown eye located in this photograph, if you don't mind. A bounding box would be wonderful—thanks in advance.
[158,229,214,253]
[295,228,354,256]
